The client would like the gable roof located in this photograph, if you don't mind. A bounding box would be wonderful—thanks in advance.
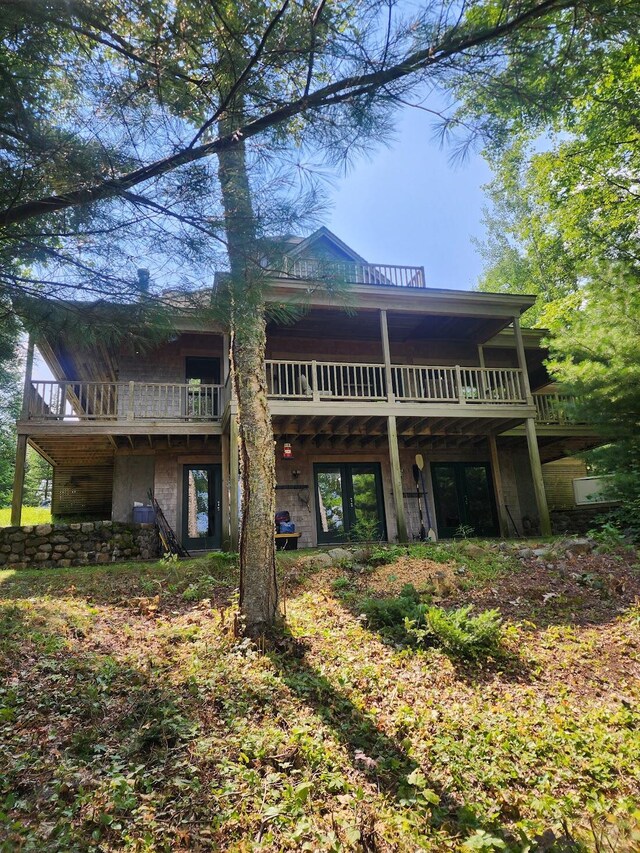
[285,226,368,263]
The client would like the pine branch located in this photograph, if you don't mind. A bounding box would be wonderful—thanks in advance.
[0,0,576,228]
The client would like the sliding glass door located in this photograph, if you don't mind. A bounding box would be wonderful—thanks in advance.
[431,462,498,538]
[314,463,386,543]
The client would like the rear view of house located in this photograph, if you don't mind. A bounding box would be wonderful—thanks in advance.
[13,228,602,548]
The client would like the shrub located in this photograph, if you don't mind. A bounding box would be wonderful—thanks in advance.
[331,575,352,593]
[366,544,408,566]
[348,516,383,543]
[587,521,631,552]
[360,583,423,641]
[361,584,502,660]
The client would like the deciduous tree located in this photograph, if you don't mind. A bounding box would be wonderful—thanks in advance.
[469,21,640,529]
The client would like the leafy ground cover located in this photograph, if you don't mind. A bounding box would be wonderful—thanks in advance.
[0,507,51,527]
[1,541,639,851]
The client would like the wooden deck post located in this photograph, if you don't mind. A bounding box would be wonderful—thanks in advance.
[311,360,320,403]
[525,417,552,536]
[221,431,231,550]
[229,414,240,551]
[477,344,489,400]
[513,316,534,405]
[379,309,395,402]
[127,381,135,420]
[11,336,35,526]
[455,365,466,404]
[387,415,407,542]
[488,434,510,538]
[11,435,28,527]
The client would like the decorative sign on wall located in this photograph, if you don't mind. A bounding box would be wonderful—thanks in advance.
[282,442,293,460]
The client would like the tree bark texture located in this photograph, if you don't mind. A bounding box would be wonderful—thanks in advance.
[217,118,278,638]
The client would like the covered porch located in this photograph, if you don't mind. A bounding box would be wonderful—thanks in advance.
[270,408,552,546]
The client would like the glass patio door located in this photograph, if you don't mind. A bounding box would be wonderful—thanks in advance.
[182,464,222,550]
[314,463,386,543]
[431,462,498,538]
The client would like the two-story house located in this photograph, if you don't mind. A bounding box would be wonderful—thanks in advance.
[12,228,600,549]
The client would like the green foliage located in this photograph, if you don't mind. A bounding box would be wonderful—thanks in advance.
[361,583,425,639]
[0,323,20,507]
[542,282,640,531]
[22,447,52,506]
[418,605,502,659]
[466,16,640,529]
[604,499,640,542]
[587,521,633,553]
[330,575,352,594]
[454,523,475,540]
[348,515,383,544]
[128,693,197,752]
[367,544,408,566]
[362,584,502,660]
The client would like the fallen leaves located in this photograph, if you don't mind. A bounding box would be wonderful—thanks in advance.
[0,546,639,850]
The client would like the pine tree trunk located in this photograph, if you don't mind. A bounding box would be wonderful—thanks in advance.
[217,117,278,638]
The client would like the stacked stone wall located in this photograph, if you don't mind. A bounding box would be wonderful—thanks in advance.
[551,505,617,536]
[0,521,159,569]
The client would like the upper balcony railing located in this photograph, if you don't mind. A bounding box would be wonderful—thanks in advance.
[266,360,527,405]
[26,381,225,422]
[279,257,426,288]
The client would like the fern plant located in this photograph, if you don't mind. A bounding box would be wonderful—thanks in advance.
[362,584,502,660]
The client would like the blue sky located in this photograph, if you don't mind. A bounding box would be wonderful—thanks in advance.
[326,106,492,291]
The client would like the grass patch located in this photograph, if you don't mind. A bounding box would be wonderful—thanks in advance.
[0,547,639,850]
[0,506,51,527]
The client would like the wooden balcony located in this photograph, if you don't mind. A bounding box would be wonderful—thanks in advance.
[22,379,584,433]
[533,392,584,425]
[280,257,426,288]
[26,381,225,423]
[266,360,527,406]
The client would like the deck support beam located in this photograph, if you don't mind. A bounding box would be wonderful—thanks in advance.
[11,435,28,526]
[488,434,509,538]
[387,415,407,542]
[221,431,231,550]
[229,414,240,551]
[525,417,552,536]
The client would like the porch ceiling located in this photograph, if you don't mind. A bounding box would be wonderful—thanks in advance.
[267,307,509,344]
[272,413,525,450]
[497,433,604,464]
[28,433,222,466]
[29,435,115,467]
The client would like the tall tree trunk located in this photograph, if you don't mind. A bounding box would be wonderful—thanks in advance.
[217,116,278,638]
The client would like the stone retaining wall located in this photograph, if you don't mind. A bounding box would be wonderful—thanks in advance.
[0,521,159,569]
[551,505,616,536]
